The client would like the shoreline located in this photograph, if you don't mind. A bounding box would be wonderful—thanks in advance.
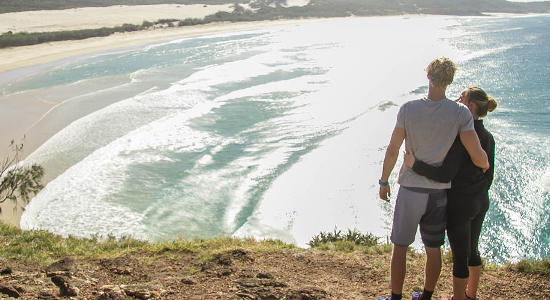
[0,18,317,74]
[1,11,534,228]
[0,17,336,158]
[0,11,502,229]
[0,16,345,228]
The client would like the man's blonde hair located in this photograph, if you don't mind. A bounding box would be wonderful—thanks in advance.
[426,57,457,87]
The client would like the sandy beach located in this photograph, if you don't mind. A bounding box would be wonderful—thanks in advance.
[0,20,311,74]
[0,4,234,33]
[0,19,314,154]
[0,2,316,227]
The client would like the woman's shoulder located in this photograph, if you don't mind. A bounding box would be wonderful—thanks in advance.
[474,121,494,139]
[474,122,495,152]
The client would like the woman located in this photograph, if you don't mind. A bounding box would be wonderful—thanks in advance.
[404,86,497,300]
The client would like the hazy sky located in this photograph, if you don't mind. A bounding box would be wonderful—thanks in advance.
[508,0,548,2]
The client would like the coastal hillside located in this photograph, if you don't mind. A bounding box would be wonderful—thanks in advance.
[0,3,549,299]
[0,224,549,299]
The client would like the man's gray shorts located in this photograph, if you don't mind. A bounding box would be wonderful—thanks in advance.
[390,186,447,248]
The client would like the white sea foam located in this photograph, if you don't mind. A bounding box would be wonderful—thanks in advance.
[233,16,468,246]
[21,29,322,237]
[234,108,396,245]
[21,59,248,237]
[543,167,550,194]
[21,96,222,238]
[459,43,527,63]
[19,15,548,261]
[26,15,462,241]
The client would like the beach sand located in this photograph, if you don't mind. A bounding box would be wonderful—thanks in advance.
[0,3,314,227]
[0,4,236,33]
[0,1,310,34]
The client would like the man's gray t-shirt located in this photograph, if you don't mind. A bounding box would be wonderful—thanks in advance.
[396,97,474,189]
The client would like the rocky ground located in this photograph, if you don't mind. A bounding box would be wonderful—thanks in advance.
[0,247,549,299]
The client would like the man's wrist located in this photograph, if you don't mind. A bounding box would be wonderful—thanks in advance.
[378,179,389,186]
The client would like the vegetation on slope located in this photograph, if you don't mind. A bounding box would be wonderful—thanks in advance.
[0,224,549,299]
[2,224,549,277]
[0,223,294,264]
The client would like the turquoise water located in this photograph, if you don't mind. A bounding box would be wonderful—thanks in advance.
[2,15,548,263]
[448,15,550,262]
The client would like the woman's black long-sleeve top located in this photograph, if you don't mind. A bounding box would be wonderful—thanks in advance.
[412,119,495,194]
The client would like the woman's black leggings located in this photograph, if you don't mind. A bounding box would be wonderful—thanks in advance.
[446,192,490,278]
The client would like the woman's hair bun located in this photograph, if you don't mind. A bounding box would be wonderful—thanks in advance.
[487,96,498,112]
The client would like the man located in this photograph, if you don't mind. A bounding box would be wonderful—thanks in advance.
[377,57,489,300]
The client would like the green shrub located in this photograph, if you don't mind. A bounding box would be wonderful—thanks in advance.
[308,228,379,248]
[178,18,206,26]
[509,259,550,276]
[1,142,44,209]
[120,23,140,32]
[141,20,154,28]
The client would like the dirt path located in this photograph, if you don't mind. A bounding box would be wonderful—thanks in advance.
[1,248,549,299]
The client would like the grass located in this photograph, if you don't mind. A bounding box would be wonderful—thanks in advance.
[0,223,294,265]
[508,258,550,276]
[307,228,394,258]
[0,224,147,263]
[363,243,393,255]
[2,223,549,278]
[0,224,386,267]
[308,228,379,248]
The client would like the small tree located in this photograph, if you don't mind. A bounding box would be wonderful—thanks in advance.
[0,140,44,213]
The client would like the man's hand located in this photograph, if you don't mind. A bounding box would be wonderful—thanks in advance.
[379,185,391,202]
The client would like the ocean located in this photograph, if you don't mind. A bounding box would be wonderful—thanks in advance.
[2,15,548,263]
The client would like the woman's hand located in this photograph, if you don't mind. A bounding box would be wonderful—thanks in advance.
[403,150,415,168]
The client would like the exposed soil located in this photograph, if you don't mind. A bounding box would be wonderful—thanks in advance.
[0,248,549,299]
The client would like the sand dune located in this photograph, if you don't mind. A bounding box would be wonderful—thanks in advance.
[0,4,234,33]
[0,1,311,34]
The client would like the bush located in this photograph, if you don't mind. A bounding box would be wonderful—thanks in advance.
[178,18,206,27]
[509,258,550,276]
[0,141,44,212]
[141,20,154,28]
[120,23,140,32]
[0,22,153,48]
[308,228,379,248]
